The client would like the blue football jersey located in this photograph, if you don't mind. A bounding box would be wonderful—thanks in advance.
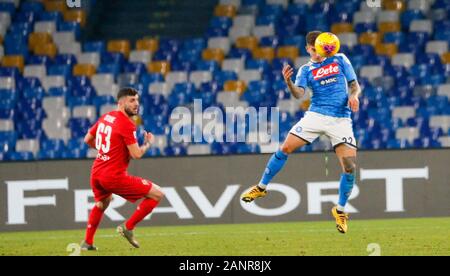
[294,53,357,118]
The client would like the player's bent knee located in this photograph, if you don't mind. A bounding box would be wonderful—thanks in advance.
[96,197,111,211]
[153,189,165,201]
[147,184,164,201]
[280,144,294,155]
[342,156,356,174]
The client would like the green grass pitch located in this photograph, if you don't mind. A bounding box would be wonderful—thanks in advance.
[1,217,449,256]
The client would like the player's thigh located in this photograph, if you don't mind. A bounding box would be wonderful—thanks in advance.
[281,133,310,154]
[90,177,113,204]
[287,112,324,153]
[109,175,153,203]
[326,117,357,150]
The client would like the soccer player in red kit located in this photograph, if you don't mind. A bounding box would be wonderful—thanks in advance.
[80,87,165,250]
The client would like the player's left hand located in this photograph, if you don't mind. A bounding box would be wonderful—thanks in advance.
[348,96,359,113]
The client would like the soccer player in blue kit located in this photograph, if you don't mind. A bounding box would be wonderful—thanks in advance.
[241,31,362,234]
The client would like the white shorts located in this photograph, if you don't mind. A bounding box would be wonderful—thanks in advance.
[289,111,357,150]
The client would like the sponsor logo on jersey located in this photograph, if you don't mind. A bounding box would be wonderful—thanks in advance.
[312,63,340,80]
[96,153,111,161]
[320,77,338,85]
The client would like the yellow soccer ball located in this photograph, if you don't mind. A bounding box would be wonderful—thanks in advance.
[315,32,341,58]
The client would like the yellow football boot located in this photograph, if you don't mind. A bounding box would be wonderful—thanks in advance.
[332,206,349,234]
[241,185,268,203]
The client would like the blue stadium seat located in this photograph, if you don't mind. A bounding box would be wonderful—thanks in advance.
[60,147,84,159]
[401,10,424,31]
[84,41,107,54]
[48,65,72,77]
[97,63,122,76]
[55,54,78,66]
[0,131,17,152]
[47,87,69,97]
[153,49,177,62]
[0,108,14,120]
[236,143,260,154]
[140,73,164,87]
[7,151,35,161]
[67,138,88,152]
[260,36,280,48]
[210,17,232,30]
[20,2,44,13]
[206,27,228,38]
[171,60,195,72]
[68,75,91,88]
[15,11,38,24]
[144,147,161,157]
[246,59,271,73]
[228,47,252,60]
[0,2,16,15]
[69,118,92,138]
[177,49,201,63]
[8,22,33,37]
[164,145,187,156]
[124,62,147,76]
[278,14,303,36]
[58,22,81,39]
[38,150,64,160]
[0,67,20,78]
[214,71,237,86]
[384,32,405,45]
[159,38,181,52]
[172,82,197,99]
[67,96,92,109]
[200,81,222,94]
[26,55,53,67]
[195,60,220,72]
[352,44,375,58]
[256,14,279,26]
[93,95,115,110]
[354,22,377,34]
[38,11,63,23]
[22,87,45,101]
[40,139,66,152]
[101,52,126,66]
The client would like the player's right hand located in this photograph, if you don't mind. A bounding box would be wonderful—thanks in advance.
[282,64,294,83]
[144,131,155,145]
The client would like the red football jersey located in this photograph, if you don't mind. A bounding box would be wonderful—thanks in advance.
[88,110,137,179]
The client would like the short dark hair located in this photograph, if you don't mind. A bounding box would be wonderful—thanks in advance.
[306,31,322,46]
[117,87,139,101]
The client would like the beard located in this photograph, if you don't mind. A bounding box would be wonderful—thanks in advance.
[124,106,138,117]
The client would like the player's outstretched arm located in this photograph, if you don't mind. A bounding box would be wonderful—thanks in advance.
[127,131,154,159]
[282,64,305,99]
[348,80,361,113]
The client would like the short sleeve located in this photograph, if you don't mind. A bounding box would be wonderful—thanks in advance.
[294,66,308,89]
[339,54,357,83]
[88,121,99,136]
[122,123,138,146]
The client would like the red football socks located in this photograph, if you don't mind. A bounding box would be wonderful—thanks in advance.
[85,206,104,245]
[126,198,159,230]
